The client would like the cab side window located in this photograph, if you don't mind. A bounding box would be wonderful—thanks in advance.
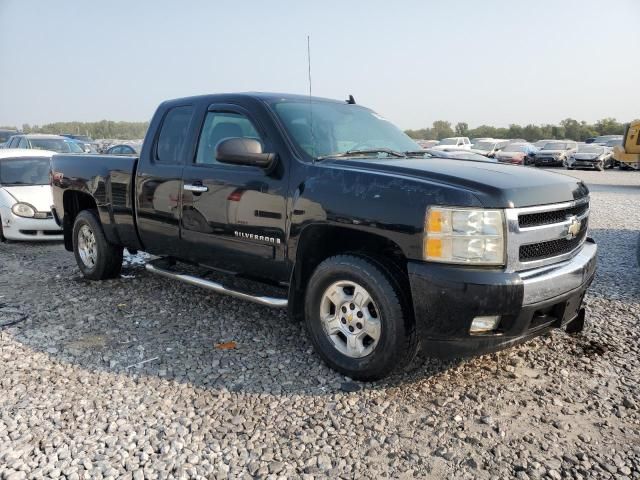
[18,137,28,148]
[195,111,262,165]
[155,105,194,164]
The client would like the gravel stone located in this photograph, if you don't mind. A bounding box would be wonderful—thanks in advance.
[0,169,638,479]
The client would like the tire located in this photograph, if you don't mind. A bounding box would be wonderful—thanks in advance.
[304,254,416,381]
[595,162,604,172]
[0,215,6,242]
[72,210,123,280]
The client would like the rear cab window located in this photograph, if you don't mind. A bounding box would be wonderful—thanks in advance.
[155,105,194,164]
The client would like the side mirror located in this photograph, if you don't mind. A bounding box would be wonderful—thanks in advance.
[216,137,276,169]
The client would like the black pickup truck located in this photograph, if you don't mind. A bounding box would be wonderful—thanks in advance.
[50,93,597,380]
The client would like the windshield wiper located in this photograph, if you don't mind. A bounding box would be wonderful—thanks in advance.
[317,148,406,161]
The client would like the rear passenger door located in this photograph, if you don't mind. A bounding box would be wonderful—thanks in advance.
[135,104,196,257]
[179,104,289,282]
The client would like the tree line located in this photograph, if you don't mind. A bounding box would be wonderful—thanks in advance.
[0,121,149,140]
[405,118,627,142]
[1,117,629,143]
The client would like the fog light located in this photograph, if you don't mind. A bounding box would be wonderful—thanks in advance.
[470,315,501,333]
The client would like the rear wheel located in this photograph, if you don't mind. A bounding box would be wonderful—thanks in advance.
[0,215,6,242]
[304,255,416,381]
[72,210,123,280]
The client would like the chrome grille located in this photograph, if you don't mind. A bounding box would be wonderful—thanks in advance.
[505,197,590,272]
[519,219,588,261]
[518,202,589,228]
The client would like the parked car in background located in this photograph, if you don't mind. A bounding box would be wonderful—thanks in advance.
[430,137,471,150]
[415,140,440,149]
[593,135,623,146]
[470,137,493,146]
[494,143,538,165]
[533,139,555,149]
[0,149,63,241]
[605,137,623,149]
[0,129,19,148]
[470,139,509,158]
[532,141,578,167]
[422,148,498,162]
[106,143,142,155]
[61,134,98,153]
[4,134,84,153]
[567,144,613,171]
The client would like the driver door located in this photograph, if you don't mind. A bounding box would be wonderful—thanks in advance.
[179,104,288,282]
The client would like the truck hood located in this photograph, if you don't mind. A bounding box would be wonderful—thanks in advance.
[573,153,601,160]
[2,185,54,212]
[329,157,588,208]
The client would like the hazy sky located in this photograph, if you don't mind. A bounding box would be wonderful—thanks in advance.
[1,0,638,129]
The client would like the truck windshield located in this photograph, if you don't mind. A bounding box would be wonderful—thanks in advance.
[30,138,84,153]
[0,157,50,185]
[272,101,419,159]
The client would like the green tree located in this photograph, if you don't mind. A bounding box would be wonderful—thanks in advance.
[455,122,469,137]
[432,120,454,140]
[560,118,580,141]
[522,124,543,142]
[594,118,624,136]
[507,124,524,139]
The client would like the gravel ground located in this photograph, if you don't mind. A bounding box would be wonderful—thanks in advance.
[1,169,639,480]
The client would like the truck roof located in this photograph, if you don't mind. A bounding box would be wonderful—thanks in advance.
[160,92,349,108]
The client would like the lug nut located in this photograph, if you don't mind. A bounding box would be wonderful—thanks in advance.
[350,303,355,310]
[357,311,363,318]
[356,322,363,329]
[341,306,347,313]
[341,317,346,324]
[348,326,354,332]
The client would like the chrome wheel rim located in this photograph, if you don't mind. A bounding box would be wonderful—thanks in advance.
[319,280,381,358]
[77,224,97,268]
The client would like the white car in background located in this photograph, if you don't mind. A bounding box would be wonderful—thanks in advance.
[430,137,472,150]
[0,149,63,241]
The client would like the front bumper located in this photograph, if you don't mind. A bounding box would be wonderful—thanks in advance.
[408,239,597,358]
[568,159,600,169]
[1,210,63,241]
[535,157,564,167]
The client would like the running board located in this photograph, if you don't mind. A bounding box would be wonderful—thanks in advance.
[145,258,288,308]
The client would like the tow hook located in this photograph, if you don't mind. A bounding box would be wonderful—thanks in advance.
[565,308,586,334]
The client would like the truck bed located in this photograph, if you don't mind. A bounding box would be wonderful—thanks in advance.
[51,153,141,250]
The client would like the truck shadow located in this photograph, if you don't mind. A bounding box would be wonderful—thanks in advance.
[2,225,637,396]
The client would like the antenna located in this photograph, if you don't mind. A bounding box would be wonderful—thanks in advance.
[307,35,316,159]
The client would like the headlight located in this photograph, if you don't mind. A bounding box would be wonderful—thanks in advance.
[424,207,505,265]
[11,202,36,218]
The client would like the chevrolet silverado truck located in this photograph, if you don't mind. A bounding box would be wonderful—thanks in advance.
[50,93,597,380]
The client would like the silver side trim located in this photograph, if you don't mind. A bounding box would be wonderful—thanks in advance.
[505,197,590,272]
[521,241,597,305]
[145,259,288,308]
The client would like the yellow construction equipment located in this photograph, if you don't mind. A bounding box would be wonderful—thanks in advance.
[613,120,640,169]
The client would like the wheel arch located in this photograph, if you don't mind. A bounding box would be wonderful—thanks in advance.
[62,190,98,251]
[287,224,415,328]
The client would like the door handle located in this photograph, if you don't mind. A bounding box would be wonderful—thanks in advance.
[184,184,209,193]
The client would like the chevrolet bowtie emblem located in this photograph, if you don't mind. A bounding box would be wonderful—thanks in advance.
[565,215,581,240]
[347,314,353,322]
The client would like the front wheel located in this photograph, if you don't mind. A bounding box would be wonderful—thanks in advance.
[304,255,416,381]
[72,210,123,280]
